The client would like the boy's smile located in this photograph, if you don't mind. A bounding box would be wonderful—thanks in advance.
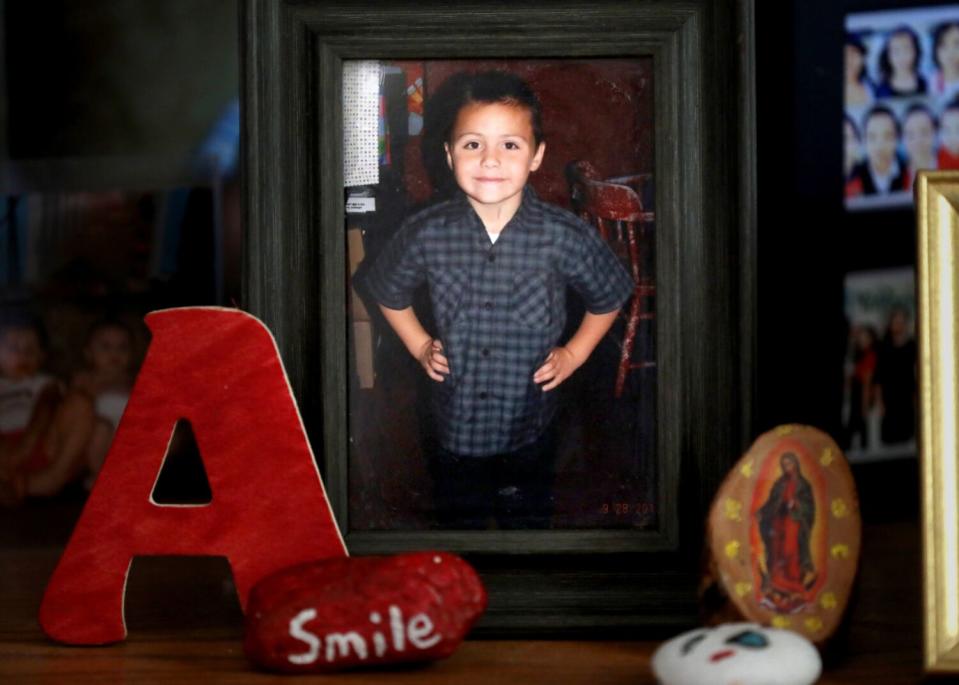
[445,101,546,227]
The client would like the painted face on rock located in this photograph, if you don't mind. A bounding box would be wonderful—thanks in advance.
[445,101,546,221]
[651,623,822,685]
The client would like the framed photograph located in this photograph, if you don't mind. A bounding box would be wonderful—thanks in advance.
[841,267,917,463]
[242,0,756,634]
[345,58,658,534]
[844,4,959,212]
[918,170,959,672]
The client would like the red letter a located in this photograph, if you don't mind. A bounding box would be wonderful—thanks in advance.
[39,308,347,645]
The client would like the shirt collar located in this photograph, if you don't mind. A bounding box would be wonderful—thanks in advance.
[454,185,542,245]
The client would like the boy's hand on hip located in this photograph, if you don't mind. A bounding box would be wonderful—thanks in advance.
[417,338,450,382]
[533,347,581,391]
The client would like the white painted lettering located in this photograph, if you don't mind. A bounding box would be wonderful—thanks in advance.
[288,608,321,665]
[389,605,406,652]
[287,605,444,666]
[325,631,368,662]
[370,611,387,657]
[407,613,441,650]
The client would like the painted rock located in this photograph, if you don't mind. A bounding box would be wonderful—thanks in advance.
[703,425,861,644]
[652,622,822,685]
[243,552,487,673]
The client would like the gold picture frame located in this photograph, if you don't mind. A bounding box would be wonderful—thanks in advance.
[918,170,959,673]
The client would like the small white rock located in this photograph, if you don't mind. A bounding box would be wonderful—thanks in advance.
[651,622,821,685]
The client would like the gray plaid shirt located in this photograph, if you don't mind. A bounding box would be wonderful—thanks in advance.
[367,187,633,457]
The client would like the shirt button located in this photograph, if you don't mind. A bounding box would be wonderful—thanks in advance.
[479,391,488,400]
[481,348,490,357]
[488,254,496,263]
[484,301,493,310]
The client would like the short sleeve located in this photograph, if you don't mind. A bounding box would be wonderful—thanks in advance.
[560,219,635,314]
[364,217,428,310]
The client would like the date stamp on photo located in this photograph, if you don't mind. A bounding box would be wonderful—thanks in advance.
[599,501,656,516]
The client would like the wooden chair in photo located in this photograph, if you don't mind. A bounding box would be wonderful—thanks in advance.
[566,161,656,398]
[565,160,602,228]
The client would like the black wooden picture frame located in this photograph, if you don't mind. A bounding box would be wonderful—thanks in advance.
[242,0,756,635]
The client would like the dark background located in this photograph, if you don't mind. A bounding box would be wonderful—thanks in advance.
[756,0,936,519]
[4,1,238,159]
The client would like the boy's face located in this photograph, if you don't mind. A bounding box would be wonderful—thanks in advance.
[445,101,546,217]
[0,328,44,380]
[85,326,132,377]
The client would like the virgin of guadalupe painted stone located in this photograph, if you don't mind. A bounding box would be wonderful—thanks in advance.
[756,452,817,613]
[703,425,861,645]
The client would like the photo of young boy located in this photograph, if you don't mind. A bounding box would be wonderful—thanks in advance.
[366,71,633,529]
[348,61,654,531]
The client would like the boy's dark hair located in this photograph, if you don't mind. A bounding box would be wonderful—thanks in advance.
[878,26,922,81]
[420,70,545,199]
[0,309,49,350]
[933,21,959,68]
[442,70,544,145]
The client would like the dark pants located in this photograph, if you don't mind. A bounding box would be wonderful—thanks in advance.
[431,426,557,530]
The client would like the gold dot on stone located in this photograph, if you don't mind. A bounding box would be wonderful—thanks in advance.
[820,592,838,610]
[831,499,849,518]
[740,460,754,478]
[820,448,834,466]
[725,541,741,559]
[734,582,752,598]
[724,498,743,522]
[804,617,823,633]
[831,544,850,560]
[772,616,791,628]
[775,425,795,436]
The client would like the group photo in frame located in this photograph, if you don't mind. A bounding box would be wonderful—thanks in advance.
[243,0,755,633]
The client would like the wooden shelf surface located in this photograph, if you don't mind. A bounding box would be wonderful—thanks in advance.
[0,510,925,683]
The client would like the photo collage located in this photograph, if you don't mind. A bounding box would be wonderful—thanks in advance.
[845,5,959,211]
